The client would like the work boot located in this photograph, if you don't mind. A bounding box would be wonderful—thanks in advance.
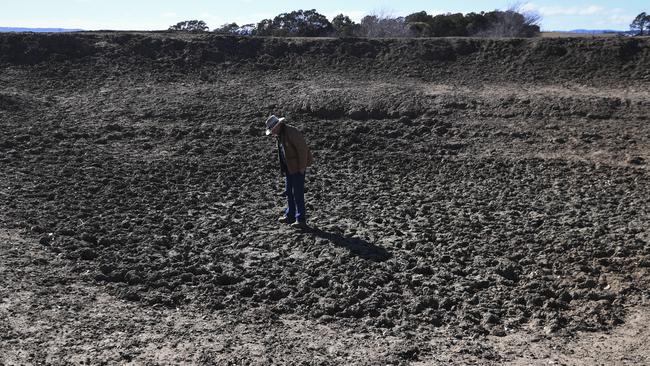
[278,216,295,224]
[291,221,308,229]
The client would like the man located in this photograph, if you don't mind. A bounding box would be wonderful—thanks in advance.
[265,115,313,228]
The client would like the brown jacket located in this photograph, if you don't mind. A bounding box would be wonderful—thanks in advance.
[278,123,313,175]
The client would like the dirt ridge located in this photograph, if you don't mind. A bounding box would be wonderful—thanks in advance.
[1,33,649,85]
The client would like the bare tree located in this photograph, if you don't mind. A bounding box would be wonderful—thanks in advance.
[357,10,410,38]
[479,2,541,38]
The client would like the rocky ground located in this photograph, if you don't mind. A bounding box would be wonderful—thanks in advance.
[1,32,649,364]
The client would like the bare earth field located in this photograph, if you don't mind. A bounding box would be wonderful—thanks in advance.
[1,33,649,365]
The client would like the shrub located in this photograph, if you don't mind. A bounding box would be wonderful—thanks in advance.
[332,14,359,37]
[253,9,333,37]
[214,23,239,34]
[404,6,540,38]
[168,20,209,32]
[213,23,255,35]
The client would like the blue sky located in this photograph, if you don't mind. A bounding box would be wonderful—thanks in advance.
[1,1,646,31]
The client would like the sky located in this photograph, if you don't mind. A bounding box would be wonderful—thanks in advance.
[0,0,646,31]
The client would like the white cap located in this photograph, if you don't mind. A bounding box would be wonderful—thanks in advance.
[265,115,285,135]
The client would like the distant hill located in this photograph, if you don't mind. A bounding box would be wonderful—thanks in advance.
[542,29,635,38]
[0,27,83,33]
[567,29,625,34]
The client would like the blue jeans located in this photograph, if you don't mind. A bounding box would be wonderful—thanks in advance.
[285,172,306,223]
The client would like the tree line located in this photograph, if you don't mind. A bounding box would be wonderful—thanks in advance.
[168,7,541,38]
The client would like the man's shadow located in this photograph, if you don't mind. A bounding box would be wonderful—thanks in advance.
[302,226,391,262]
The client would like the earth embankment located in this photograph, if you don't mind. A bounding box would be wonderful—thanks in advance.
[1,32,649,84]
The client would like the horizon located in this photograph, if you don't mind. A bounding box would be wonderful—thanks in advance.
[1,1,646,32]
[0,26,632,33]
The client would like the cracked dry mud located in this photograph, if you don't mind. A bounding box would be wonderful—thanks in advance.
[1,33,650,364]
